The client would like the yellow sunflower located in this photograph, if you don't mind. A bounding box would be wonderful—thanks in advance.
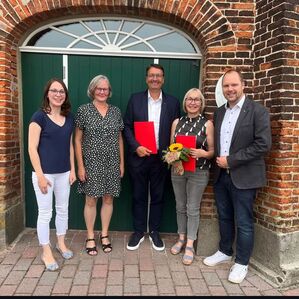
[169,143,183,152]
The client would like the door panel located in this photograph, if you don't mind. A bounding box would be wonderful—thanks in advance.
[22,53,200,233]
[22,52,63,228]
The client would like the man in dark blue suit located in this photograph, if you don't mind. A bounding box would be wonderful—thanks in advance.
[203,69,272,284]
[123,64,180,251]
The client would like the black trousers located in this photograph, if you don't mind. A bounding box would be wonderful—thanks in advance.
[129,154,168,233]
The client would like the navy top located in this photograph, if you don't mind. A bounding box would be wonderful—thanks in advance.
[174,115,211,170]
[30,110,74,174]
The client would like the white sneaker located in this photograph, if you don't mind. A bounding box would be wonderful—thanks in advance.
[228,263,248,284]
[203,250,232,266]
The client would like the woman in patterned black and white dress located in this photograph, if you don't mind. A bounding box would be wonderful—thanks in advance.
[74,75,124,255]
[169,88,214,265]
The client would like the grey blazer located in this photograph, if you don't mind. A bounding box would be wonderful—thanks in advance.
[213,97,272,189]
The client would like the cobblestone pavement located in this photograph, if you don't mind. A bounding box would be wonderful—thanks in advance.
[0,228,298,296]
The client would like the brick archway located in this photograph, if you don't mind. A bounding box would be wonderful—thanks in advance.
[0,0,251,244]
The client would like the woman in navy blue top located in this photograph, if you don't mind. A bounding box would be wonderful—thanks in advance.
[28,78,76,271]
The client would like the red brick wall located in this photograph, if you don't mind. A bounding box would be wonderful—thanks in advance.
[254,0,299,233]
[0,0,298,234]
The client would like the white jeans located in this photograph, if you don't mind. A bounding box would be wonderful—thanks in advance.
[32,171,70,245]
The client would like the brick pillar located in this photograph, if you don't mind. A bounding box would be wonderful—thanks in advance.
[251,0,299,287]
[0,45,24,249]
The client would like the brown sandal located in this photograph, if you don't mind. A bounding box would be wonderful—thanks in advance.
[85,238,98,256]
[100,235,112,253]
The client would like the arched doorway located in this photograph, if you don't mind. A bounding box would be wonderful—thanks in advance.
[21,17,202,232]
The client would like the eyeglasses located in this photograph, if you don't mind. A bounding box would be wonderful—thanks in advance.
[186,97,201,103]
[95,87,109,93]
[147,74,164,79]
[49,89,65,95]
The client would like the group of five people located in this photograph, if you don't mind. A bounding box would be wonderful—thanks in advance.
[28,64,271,284]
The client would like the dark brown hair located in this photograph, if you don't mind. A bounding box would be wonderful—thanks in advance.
[146,63,165,76]
[41,78,71,116]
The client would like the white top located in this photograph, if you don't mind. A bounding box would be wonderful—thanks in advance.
[220,95,245,157]
[148,90,162,150]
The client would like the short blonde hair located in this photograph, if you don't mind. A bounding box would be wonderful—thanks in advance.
[87,75,112,99]
[182,88,205,114]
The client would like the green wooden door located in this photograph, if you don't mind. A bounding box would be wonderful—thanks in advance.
[22,52,63,228]
[22,53,200,233]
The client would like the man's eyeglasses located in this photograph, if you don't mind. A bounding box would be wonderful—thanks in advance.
[186,97,201,103]
[95,87,109,93]
[147,74,164,79]
[49,89,65,95]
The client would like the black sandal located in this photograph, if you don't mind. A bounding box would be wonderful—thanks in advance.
[100,235,112,253]
[85,238,98,256]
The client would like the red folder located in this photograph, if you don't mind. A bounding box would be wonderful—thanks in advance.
[176,135,196,172]
[134,121,157,154]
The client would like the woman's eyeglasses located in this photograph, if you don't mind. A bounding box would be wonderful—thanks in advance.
[186,97,201,103]
[95,87,109,93]
[49,89,65,95]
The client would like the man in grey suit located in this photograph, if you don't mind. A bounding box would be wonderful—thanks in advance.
[203,69,272,284]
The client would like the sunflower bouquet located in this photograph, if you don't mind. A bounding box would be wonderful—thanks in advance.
[162,143,190,175]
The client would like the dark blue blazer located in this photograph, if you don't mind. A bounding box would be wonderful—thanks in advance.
[213,97,272,189]
[123,90,180,167]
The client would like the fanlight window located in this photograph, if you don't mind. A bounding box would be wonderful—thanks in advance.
[22,18,201,58]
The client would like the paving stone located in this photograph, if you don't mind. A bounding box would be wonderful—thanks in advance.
[175,286,193,296]
[89,278,106,294]
[21,247,39,258]
[124,277,140,293]
[262,289,283,296]
[107,270,123,285]
[124,264,139,278]
[155,265,171,278]
[69,285,88,296]
[92,264,108,278]
[242,286,261,296]
[246,274,275,291]
[168,258,186,272]
[157,278,175,294]
[189,278,209,295]
[141,284,158,296]
[59,264,77,278]
[13,258,34,271]
[78,258,93,271]
[94,253,109,265]
[3,270,26,285]
[25,265,45,278]
[0,264,13,278]
[139,257,154,271]
[171,271,190,286]
[209,285,228,296]
[109,258,123,271]
[202,271,222,286]
[32,285,52,296]
[140,271,156,284]
[106,285,123,296]
[124,251,139,265]
[73,270,91,285]
[15,277,39,294]
[222,280,244,295]
[185,264,203,279]
[0,285,17,296]
[52,277,72,294]
[38,271,59,286]
[1,253,21,265]
[282,288,299,296]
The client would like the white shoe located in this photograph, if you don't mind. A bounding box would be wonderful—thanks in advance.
[203,250,232,266]
[228,263,248,284]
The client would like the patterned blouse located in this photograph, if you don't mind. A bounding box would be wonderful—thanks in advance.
[174,114,211,170]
